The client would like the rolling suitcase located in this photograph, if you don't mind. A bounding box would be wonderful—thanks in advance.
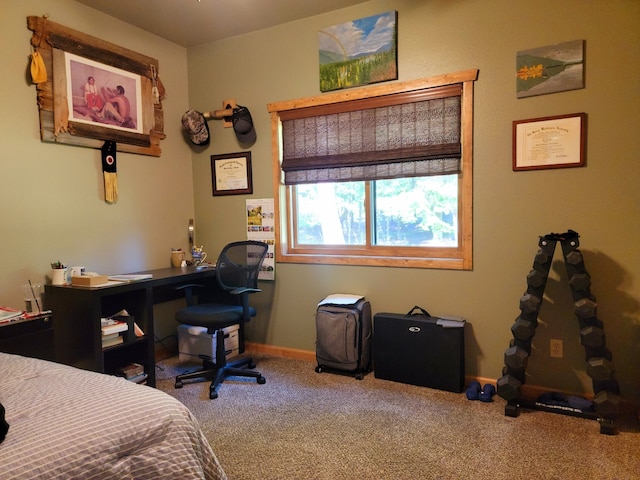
[373,306,465,392]
[315,295,372,380]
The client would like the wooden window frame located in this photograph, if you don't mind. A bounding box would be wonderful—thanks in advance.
[268,69,478,270]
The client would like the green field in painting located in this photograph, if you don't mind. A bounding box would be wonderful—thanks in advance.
[320,49,396,92]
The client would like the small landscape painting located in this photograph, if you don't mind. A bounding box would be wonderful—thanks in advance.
[516,40,585,98]
[319,11,397,92]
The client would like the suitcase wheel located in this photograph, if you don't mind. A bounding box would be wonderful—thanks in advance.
[315,365,323,373]
[355,372,364,380]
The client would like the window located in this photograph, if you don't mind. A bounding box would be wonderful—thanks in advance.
[268,69,478,269]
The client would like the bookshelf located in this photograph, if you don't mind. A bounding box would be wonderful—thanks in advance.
[44,266,218,388]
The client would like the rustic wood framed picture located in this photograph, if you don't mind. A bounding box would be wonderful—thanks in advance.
[211,152,253,196]
[27,16,165,156]
[513,113,586,171]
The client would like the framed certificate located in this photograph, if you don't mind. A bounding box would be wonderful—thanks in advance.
[211,152,253,196]
[513,113,586,171]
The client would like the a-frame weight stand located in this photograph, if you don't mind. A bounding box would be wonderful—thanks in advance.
[496,230,621,435]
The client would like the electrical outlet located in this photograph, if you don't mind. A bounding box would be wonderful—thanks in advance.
[550,339,563,358]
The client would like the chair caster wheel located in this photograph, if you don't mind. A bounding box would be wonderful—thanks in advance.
[175,380,183,388]
[248,361,256,369]
[209,389,218,399]
[257,375,266,384]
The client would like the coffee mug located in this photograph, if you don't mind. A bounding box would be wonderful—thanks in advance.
[70,266,85,277]
[192,251,207,266]
[171,250,185,267]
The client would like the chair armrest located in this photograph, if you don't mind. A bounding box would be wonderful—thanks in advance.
[176,283,205,306]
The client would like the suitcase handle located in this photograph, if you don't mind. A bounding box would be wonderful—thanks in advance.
[406,305,431,317]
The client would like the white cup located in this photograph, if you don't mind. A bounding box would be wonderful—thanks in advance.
[70,266,85,277]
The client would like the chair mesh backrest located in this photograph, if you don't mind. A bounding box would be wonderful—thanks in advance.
[216,241,269,291]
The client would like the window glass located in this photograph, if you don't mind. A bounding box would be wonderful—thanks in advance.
[373,175,458,247]
[295,182,365,245]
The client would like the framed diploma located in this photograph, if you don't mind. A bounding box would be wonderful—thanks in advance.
[513,113,586,171]
[211,152,253,196]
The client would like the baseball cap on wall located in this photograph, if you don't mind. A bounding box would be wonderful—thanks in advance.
[232,105,256,144]
[181,109,210,146]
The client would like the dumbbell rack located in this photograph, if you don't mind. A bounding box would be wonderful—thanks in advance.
[497,230,621,435]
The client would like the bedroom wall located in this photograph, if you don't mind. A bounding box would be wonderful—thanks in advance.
[0,0,193,340]
[186,0,640,403]
[1,1,638,406]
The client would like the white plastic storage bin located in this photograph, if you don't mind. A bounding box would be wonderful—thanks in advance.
[177,324,239,362]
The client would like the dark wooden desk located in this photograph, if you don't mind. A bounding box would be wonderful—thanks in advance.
[45,266,217,387]
[0,313,55,361]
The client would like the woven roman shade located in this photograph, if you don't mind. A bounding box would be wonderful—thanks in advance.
[281,85,462,185]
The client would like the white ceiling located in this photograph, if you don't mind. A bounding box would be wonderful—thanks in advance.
[74,0,369,47]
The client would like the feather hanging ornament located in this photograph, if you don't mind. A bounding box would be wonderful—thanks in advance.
[101,141,118,204]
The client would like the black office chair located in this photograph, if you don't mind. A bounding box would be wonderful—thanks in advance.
[174,240,268,399]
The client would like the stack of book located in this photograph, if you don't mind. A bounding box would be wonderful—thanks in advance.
[118,362,148,384]
[101,317,129,348]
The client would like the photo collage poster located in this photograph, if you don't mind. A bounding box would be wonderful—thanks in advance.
[246,198,275,280]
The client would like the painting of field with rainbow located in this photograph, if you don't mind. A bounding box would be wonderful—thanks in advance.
[318,11,397,92]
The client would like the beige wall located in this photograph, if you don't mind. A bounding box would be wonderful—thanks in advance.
[1,1,638,404]
[188,0,640,403]
[1,0,193,338]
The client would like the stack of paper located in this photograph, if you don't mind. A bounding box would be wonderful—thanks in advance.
[0,306,23,323]
[108,274,153,282]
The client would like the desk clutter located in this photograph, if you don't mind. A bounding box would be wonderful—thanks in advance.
[100,310,144,348]
[99,310,148,383]
[73,274,108,286]
[46,266,219,388]
[0,307,52,326]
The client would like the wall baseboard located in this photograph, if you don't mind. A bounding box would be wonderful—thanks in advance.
[247,342,638,416]
[247,342,316,363]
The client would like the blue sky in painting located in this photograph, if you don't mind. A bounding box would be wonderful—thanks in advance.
[319,11,396,59]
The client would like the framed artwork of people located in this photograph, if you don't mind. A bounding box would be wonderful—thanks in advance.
[27,16,165,156]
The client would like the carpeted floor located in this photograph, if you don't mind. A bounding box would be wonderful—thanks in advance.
[155,355,639,480]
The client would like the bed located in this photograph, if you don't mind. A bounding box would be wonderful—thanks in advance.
[0,352,227,480]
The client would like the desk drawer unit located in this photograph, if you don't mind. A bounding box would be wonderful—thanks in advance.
[373,311,465,393]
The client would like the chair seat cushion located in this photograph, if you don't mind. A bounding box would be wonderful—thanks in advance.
[176,303,256,329]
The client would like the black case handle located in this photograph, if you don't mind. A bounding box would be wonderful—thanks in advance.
[406,305,431,317]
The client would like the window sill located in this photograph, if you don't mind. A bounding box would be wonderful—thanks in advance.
[276,252,471,270]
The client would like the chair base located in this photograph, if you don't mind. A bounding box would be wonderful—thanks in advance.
[175,355,266,399]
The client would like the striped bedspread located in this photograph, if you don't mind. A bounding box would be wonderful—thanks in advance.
[0,353,227,480]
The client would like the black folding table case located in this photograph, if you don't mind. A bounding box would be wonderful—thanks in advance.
[373,308,465,393]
